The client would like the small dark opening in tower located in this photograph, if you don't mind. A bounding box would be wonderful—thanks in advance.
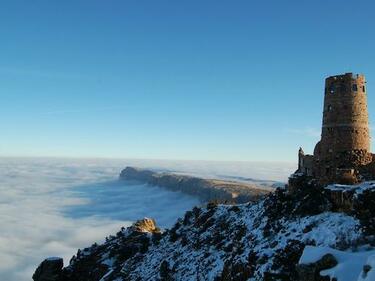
[329,85,335,94]
[352,84,358,91]
[327,105,332,111]
[363,85,366,92]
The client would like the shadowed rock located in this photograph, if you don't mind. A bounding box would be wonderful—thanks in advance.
[33,257,63,281]
[297,253,338,281]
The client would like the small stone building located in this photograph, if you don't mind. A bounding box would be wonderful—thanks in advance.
[292,73,375,186]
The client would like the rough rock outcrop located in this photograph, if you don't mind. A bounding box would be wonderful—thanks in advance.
[131,217,160,233]
[296,254,338,281]
[61,218,160,281]
[120,166,272,203]
[324,182,375,235]
[33,257,63,281]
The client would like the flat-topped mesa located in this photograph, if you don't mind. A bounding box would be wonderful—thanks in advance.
[120,166,273,203]
[290,73,375,189]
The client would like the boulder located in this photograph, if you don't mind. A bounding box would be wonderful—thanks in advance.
[32,257,63,281]
[297,253,338,281]
[131,218,160,233]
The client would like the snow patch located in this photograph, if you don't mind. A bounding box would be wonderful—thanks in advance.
[300,246,375,281]
[45,257,62,261]
[326,181,375,195]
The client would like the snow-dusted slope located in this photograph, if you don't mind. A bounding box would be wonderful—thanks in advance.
[123,204,360,280]
[34,181,375,281]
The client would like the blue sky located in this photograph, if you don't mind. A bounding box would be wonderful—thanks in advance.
[1,0,375,161]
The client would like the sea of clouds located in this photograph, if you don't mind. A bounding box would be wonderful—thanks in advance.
[0,157,294,281]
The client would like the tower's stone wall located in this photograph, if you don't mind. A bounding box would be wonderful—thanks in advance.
[313,73,372,184]
[320,73,369,153]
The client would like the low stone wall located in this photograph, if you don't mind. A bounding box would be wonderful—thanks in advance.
[120,167,272,203]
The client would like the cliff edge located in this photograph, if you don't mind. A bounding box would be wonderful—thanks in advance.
[119,166,273,203]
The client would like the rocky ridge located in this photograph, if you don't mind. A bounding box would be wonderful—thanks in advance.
[33,179,375,281]
[120,167,273,203]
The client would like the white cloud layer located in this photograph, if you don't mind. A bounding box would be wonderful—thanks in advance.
[0,157,294,281]
[286,127,321,138]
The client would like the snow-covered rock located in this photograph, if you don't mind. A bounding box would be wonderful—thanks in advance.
[299,246,375,281]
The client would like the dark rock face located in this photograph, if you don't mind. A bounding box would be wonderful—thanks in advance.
[322,182,375,236]
[354,187,375,236]
[33,258,63,281]
[290,175,375,236]
[296,254,338,281]
[120,166,271,204]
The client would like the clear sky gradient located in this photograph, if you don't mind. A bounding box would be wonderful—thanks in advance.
[1,0,375,161]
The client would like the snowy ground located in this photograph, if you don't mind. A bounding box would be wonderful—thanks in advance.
[0,157,294,281]
[300,246,375,281]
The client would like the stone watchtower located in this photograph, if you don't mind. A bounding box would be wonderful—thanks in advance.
[294,73,374,186]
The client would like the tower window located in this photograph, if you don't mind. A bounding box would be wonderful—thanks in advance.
[327,105,332,111]
[352,84,358,91]
[363,85,366,92]
[329,85,335,94]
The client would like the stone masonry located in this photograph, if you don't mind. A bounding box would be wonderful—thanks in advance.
[291,73,374,186]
